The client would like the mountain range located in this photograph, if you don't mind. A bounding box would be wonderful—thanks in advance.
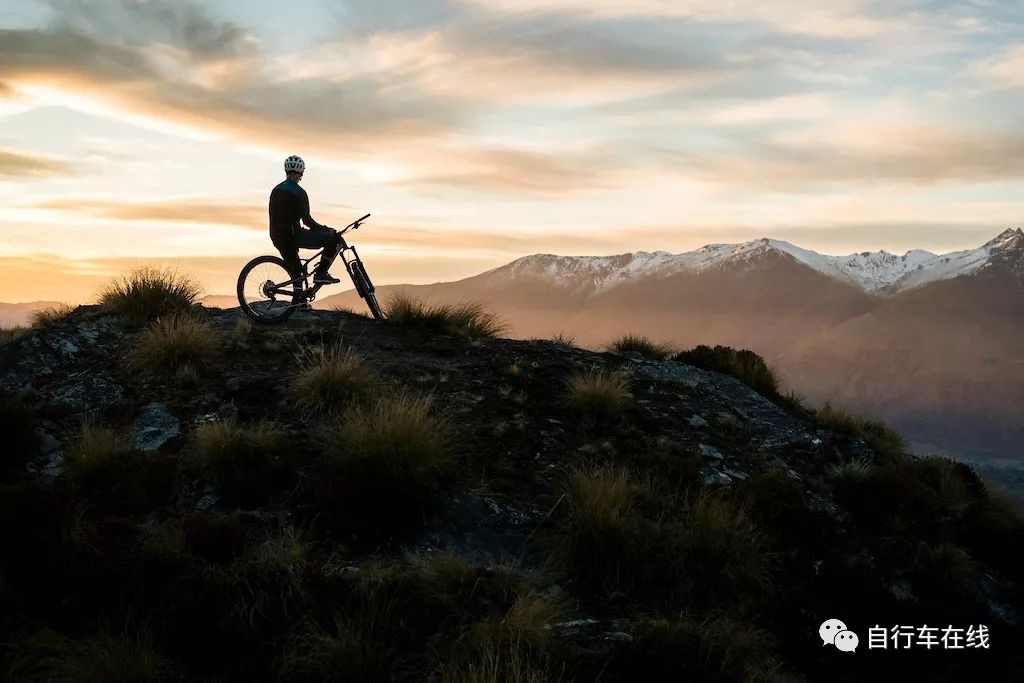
[322,228,1024,490]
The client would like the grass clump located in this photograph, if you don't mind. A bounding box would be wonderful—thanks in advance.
[607,334,673,360]
[131,314,219,373]
[193,419,286,506]
[30,303,75,328]
[814,402,908,465]
[550,332,576,349]
[99,266,202,322]
[565,368,629,420]
[562,466,649,590]
[385,292,506,339]
[7,629,165,683]
[293,344,375,413]
[319,393,453,539]
[63,426,174,510]
[674,493,774,605]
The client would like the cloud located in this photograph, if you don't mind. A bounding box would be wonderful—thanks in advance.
[31,197,263,227]
[970,43,1024,90]
[0,148,75,178]
[660,125,1024,189]
[456,0,908,40]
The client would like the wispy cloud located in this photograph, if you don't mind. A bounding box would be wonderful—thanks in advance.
[970,42,1024,90]
[0,148,74,178]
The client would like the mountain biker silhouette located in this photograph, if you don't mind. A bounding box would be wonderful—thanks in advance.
[269,155,341,286]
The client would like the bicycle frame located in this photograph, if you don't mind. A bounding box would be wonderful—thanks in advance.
[263,235,371,303]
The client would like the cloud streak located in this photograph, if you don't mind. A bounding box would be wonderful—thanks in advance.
[0,148,74,178]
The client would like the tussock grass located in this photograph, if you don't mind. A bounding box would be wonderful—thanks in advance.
[384,292,506,339]
[829,460,873,486]
[550,332,576,349]
[912,542,981,597]
[565,368,629,420]
[193,419,284,506]
[319,393,453,538]
[174,363,199,387]
[99,266,202,321]
[562,466,648,589]
[131,314,219,373]
[279,615,394,682]
[607,334,673,360]
[814,402,908,465]
[292,344,375,413]
[675,345,782,398]
[674,493,774,603]
[30,303,75,328]
[141,521,190,567]
[0,325,27,345]
[63,425,174,509]
[7,629,165,683]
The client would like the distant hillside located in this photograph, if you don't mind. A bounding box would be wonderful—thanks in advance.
[319,229,1024,487]
[0,301,63,328]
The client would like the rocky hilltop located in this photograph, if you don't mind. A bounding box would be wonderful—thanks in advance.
[1,301,1022,682]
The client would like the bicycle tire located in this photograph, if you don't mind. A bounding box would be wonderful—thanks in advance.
[237,255,302,324]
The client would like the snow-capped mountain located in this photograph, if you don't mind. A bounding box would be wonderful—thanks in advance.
[485,228,1024,296]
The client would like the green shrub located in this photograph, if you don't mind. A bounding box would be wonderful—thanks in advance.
[607,334,673,360]
[814,402,908,465]
[293,344,376,413]
[63,426,174,510]
[193,419,286,506]
[30,304,75,328]
[565,369,629,420]
[319,393,453,539]
[99,266,202,321]
[385,293,505,339]
[131,314,219,372]
[674,345,781,397]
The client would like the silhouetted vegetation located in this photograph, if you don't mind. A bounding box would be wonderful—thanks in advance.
[385,292,506,339]
[99,267,202,321]
[607,334,673,360]
[30,304,75,328]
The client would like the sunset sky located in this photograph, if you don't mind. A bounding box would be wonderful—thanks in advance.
[1,0,1022,302]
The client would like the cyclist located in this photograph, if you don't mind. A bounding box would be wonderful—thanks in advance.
[269,155,341,285]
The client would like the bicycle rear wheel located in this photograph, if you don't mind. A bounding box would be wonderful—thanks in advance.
[237,255,302,324]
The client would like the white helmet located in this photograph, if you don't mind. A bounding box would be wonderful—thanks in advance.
[284,155,305,174]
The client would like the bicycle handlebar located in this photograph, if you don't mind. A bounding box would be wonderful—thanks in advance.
[339,213,372,234]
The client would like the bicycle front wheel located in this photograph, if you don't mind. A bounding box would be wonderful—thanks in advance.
[365,291,385,320]
[237,255,301,324]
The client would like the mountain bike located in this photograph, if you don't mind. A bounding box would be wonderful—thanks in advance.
[237,213,384,323]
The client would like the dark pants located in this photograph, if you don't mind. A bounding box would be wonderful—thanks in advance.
[272,228,340,285]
